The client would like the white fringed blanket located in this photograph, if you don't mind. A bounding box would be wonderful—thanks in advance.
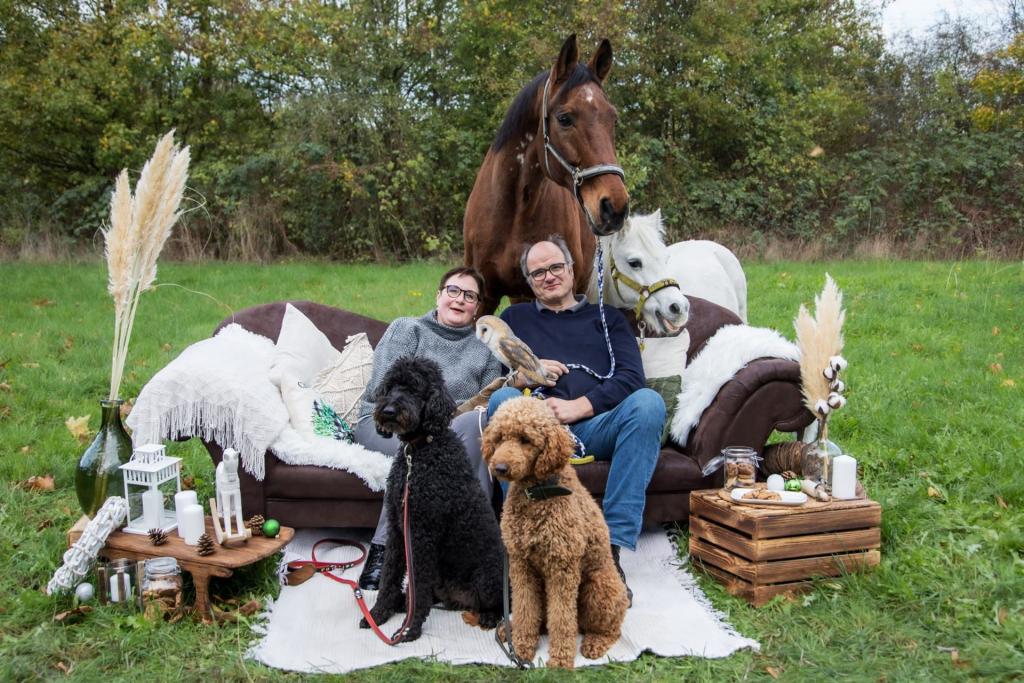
[248,528,759,673]
[669,324,799,446]
[128,324,390,489]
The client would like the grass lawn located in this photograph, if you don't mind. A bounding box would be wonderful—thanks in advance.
[0,259,1021,681]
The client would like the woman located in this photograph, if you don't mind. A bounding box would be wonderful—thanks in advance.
[355,265,503,589]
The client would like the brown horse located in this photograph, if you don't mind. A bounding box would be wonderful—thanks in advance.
[464,34,630,315]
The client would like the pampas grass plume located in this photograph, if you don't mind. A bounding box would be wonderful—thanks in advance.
[795,274,845,422]
[103,130,190,400]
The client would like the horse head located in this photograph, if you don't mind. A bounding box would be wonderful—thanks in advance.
[591,209,690,335]
[539,35,629,237]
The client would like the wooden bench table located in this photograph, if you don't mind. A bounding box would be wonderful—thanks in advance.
[69,515,294,622]
[688,488,881,606]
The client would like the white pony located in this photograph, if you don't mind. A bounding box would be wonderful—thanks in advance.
[586,211,690,335]
[588,209,748,326]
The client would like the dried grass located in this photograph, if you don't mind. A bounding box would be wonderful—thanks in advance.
[794,274,845,438]
[103,131,190,400]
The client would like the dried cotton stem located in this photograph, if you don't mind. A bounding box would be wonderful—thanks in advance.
[794,274,845,438]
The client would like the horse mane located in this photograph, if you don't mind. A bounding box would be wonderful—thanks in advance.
[621,211,667,253]
[491,64,602,152]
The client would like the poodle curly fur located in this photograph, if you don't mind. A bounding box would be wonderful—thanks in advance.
[482,397,628,669]
[359,356,503,641]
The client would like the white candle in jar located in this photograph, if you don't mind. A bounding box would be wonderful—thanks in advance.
[142,488,163,529]
[109,573,132,603]
[832,454,857,499]
[181,504,205,545]
[174,490,198,537]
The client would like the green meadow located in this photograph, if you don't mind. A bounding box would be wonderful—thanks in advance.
[0,260,1021,681]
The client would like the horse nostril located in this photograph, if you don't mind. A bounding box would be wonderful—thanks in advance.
[669,303,681,315]
[600,197,614,222]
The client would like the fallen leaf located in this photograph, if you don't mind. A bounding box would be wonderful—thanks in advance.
[989,363,1003,374]
[996,495,1008,509]
[65,415,91,442]
[37,518,54,531]
[238,599,261,616]
[997,606,1008,625]
[766,666,782,679]
[21,474,55,492]
[950,649,970,668]
[63,336,74,351]
[1002,379,1016,388]
[992,326,1000,335]
[20,445,30,453]
[0,382,10,392]
[911,343,924,352]
[182,474,195,490]
[53,606,91,623]
[32,298,55,307]
[928,486,944,499]
[21,362,39,369]
[161,343,172,352]
[0,405,10,419]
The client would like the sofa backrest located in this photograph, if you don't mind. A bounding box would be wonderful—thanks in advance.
[213,301,390,349]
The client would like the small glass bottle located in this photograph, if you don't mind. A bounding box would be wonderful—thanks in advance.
[141,557,182,616]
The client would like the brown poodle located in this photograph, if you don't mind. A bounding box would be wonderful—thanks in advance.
[482,397,628,669]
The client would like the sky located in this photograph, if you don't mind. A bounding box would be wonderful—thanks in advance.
[865,0,1005,41]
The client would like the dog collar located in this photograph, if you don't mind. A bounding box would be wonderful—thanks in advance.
[524,476,573,501]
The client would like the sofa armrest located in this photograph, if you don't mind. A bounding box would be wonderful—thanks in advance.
[683,357,814,474]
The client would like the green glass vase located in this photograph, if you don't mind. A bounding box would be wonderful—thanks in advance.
[75,398,132,517]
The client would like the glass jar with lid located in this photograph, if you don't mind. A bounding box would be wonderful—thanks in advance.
[701,446,763,490]
[141,557,182,617]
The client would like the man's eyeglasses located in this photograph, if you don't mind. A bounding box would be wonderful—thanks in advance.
[441,284,480,304]
[527,262,570,282]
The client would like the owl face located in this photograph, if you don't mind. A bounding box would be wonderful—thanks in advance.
[475,319,494,346]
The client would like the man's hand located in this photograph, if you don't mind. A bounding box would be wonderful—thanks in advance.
[515,358,568,388]
[544,396,593,424]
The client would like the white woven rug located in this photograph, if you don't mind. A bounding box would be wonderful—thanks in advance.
[247,528,759,673]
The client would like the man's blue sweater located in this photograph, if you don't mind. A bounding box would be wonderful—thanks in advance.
[500,298,645,415]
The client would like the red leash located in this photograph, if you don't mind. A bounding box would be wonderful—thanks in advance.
[287,482,417,645]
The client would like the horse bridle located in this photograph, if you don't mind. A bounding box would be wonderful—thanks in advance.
[541,77,625,231]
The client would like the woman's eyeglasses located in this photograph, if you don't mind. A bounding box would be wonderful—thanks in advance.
[527,262,569,282]
[441,284,480,304]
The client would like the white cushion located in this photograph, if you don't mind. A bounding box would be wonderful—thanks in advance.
[271,304,341,386]
[640,330,690,379]
[313,333,374,424]
[278,369,354,442]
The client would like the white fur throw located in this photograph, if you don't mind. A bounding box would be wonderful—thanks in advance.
[669,325,799,447]
[270,427,392,492]
[128,324,288,480]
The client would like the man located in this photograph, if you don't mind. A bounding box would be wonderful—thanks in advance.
[487,235,665,603]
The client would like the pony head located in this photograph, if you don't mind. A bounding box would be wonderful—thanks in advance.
[597,209,689,335]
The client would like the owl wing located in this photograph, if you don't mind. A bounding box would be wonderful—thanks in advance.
[498,336,550,386]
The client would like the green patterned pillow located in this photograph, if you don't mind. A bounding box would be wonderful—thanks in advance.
[646,375,681,445]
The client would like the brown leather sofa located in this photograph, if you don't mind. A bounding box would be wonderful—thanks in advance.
[203,298,813,529]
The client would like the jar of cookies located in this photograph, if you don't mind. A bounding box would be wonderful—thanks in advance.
[701,446,762,490]
[141,557,182,619]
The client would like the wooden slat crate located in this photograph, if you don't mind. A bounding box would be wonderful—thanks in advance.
[688,488,882,606]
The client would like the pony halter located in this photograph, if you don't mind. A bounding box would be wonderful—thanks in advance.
[541,77,625,232]
[608,251,681,322]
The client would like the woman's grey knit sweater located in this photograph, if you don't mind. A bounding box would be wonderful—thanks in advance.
[358,311,504,419]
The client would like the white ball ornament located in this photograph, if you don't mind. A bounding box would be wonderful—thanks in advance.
[766,474,785,491]
[75,582,95,603]
[823,366,836,381]
[829,355,848,372]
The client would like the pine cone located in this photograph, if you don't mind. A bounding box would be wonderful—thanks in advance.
[197,533,215,556]
[247,515,265,536]
[148,528,168,546]
[781,470,799,481]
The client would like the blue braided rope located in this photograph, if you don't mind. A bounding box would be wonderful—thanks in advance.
[565,241,616,380]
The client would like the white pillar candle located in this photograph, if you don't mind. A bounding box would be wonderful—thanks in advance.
[174,490,198,537]
[109,573,132,603]
[181,504,205,546]
[142,488,163,529]
[832,454,857,499]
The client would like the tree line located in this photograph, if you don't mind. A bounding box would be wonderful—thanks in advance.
[1,0,1022,260]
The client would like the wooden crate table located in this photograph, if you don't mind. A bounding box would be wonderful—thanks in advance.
[688,488,881,606]
[69,515,294,622]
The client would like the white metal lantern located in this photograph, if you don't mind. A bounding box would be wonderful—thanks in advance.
[120,444,182,535]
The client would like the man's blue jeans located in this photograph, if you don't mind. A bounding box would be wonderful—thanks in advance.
[487,387,665,550]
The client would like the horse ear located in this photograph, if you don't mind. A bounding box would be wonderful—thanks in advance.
[588,39,613,83]
[551,34,579,85]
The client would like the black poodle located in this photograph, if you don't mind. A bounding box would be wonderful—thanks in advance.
[359,355,504,641]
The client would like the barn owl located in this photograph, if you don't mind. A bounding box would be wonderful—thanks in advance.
[475,315,553,386]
